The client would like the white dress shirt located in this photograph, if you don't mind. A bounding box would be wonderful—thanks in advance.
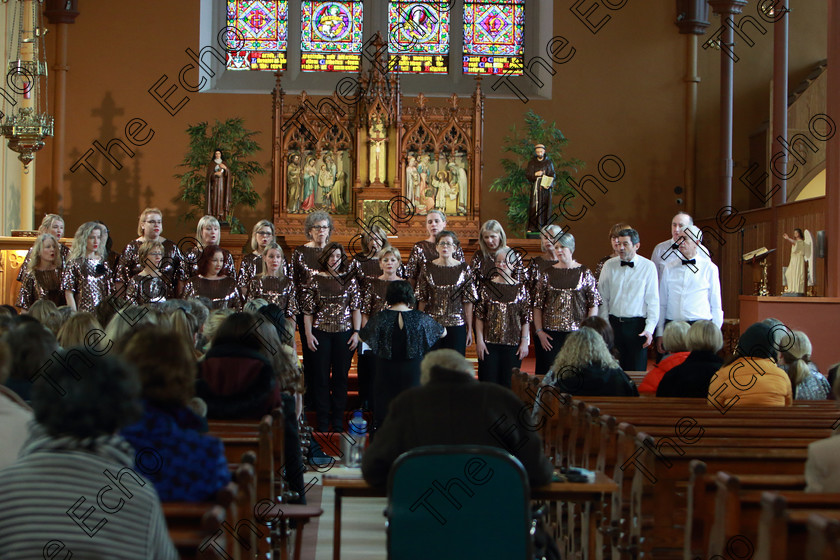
[597,255,659,334]
[652,238,711,279]
[656,255,723,335]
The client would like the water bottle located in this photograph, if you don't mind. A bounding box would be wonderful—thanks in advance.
[342,411,368,468]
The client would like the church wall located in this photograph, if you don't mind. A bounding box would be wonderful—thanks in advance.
[30,0,827,273]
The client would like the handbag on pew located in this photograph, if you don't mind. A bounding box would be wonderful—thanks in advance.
[532,505,562,560]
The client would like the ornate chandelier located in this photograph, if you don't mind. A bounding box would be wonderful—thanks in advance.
[0,0,53,169]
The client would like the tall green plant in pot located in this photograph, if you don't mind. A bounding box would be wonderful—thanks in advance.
[489,110,584,237]
[175,118,265,233]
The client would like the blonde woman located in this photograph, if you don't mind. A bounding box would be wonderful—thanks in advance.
[62,222,112,313]
[182,216,236,290]
[778,330,831,400]
[470,219,523,283]
[525,224,561,297]
[17,214,69,282]
[239,220,276,297]
[125,240,172,304]
[353,224,391,288]
[247,242,296,320]
[116,207,184,295]
[404,210,465,286]
[57,312,103,348]
[17,234,66,310]
[544,327,637,397]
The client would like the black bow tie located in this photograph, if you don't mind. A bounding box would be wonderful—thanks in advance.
[620,260,634,268]
[681,259,697,266]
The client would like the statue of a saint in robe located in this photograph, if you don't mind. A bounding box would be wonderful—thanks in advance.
[526,143,556,232]
[206,149,232,222]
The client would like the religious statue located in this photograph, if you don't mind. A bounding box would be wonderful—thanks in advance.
[301,156,318,212]
[206,149,232,222]
[782,228,810,294]
[447,161,468,214]
[286,153,302,213]
[318,164,334,208]
[368,117,388,184]
[526,143,556,232]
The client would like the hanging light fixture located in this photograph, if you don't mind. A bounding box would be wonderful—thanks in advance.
[0,0,54,170]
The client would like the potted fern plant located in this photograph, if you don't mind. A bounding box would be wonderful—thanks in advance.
[489,110,584,237]
[175,118,265,233]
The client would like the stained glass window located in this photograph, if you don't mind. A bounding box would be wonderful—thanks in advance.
[301,1,364,72]
[463,0,524,75]
[387,2,450,74]
[226,0,289,71]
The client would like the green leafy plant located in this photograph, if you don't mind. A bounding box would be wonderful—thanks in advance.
[489,110,584,237]
[175,118,265,233]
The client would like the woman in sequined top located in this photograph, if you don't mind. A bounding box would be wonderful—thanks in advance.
[181,216,236,295]
[475,248,531,387]
[247,241,297,319]
[125,240,171,304]
[404,210,464,286]
[239,220,276,298]
[360,280,445,428]
[353,225,388,290]
[62,222,112,313]
[358,246,403,410]
[532,232,601,376]
[470,219,524,283]
[17,214,70,282]
[182,245,242,311]
[301,244,361,432]
[415,230,477,356]
[17,233,66,310]
[525,225,561,297]
[116,208,184,296]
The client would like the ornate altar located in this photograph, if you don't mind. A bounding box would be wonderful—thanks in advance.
[270,36,484,240]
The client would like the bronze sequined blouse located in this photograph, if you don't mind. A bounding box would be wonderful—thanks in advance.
[475,281,531,346]
[301,274,361,333]
[415,261,478,327]
[17,244,70,282]
[17,269,66,310]
[361,277,400,317]
[125,274,172,304]
[61,258,113,313]
[183,246,236,280]
[470,250,527,284]
[182,276,242,310]
[117,238,185,289]
[405,240,465,284]
[533,266,601,332]
[238,252,262,291]
[247,275,297,317]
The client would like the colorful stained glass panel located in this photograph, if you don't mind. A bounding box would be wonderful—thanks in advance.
[463,0,524,75]
[301,1,364,72]
[226,0,289,71]
[387,2,450,74]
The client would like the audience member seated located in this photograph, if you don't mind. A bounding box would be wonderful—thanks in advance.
[1,321,58,401]
[0,341,32,469]
[119,328,230,502]
[26,299,61,336]
[657,320,724,397]
[362,349,553,488]
[579,315,620,360]
[805,377,840,492]
[0,351,177,559]
[197,312,284,419]
[708,321,792,408]
[777,330,831,400]
[56,311,103,348]
[544,327,638,397]
[638,321,690,394]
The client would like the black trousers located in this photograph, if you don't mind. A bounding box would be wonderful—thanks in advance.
[534,329,569,376]
[609,315,647,372]
[433,324,468,356]
[297,315,314,410]
[308,329,353,432]
[356,349,375,411]
[372,356,422,429]
[477,343,522,388]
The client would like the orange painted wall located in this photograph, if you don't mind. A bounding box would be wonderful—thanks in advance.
[33,1,827,273]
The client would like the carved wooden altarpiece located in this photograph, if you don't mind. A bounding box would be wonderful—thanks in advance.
[270,39,484,241]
